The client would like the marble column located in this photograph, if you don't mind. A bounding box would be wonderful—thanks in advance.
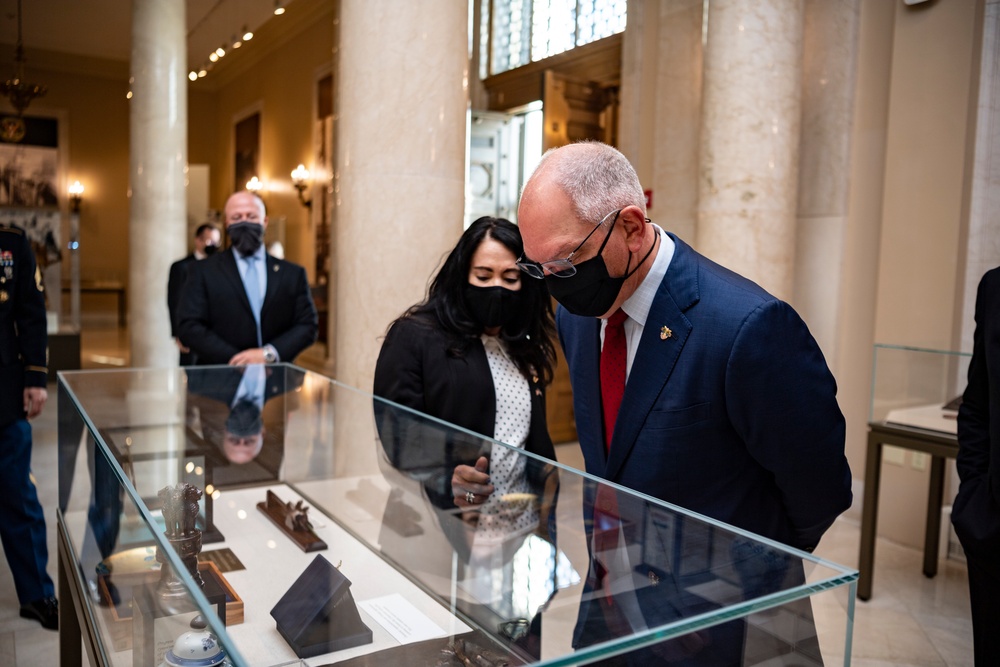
[129,0,187,368]
[958,0,1000,351]
[697,0,804,301]
[334,0,467,390]
[333,1,468,473]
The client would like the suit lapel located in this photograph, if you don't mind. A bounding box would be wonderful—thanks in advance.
[574,317,604,463]
[605,234,700,480]
[262,254,281,314]
[221,250,253,314]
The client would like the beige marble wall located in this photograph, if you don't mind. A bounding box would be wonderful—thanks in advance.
[698,0,803,302]
[129,0,188,368]
[793,0,861,365]
[333,1,468,390]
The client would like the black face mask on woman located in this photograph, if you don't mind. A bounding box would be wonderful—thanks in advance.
[545,219,658,317]
[464,284,523,330]
[228,222,264,256]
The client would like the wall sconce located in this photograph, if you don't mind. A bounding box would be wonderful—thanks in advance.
[68,180,84,213]
[291,164,312,209]
[246,176,263,193]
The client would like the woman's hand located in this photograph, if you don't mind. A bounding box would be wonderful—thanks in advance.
[453,456,494,510]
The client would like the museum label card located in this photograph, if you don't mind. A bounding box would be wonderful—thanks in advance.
[358,594,449,645]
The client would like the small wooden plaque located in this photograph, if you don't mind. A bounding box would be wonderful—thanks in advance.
[97,560,243,652]
[256,490,328,552]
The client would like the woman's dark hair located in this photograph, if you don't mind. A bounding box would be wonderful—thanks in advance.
[396,216,556,385]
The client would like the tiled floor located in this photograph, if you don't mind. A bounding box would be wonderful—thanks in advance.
[0,321,976,665]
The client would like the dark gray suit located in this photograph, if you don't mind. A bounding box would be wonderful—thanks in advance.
[177,247,317,365]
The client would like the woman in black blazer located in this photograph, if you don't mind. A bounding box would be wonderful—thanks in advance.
[373,216,557,515]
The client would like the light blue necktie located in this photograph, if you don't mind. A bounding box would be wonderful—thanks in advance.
[244,256,263,346]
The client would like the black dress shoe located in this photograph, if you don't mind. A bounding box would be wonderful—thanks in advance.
[20,597,58,630]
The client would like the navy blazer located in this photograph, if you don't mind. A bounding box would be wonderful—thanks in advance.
[177,247,317,365]
[0,225,47,427]
[953,267,1000,578]
[373,314,555,509]
[557,234,852,551]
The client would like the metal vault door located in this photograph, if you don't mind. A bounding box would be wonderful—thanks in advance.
[467,111,523,227]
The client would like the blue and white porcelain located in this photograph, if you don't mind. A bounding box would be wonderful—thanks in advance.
[161,630,228,667]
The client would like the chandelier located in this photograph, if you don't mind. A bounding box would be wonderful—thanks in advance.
[2,0,46,116]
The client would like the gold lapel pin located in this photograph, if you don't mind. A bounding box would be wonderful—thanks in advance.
[660,326,672,340]
[272,265,279,272]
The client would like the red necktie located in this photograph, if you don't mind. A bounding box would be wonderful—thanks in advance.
[600,309,628,452]
[596,309,628,605]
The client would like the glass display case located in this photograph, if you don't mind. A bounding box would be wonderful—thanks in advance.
[858,344,971,600]
[58,365,858,667]
[869,343,972,434]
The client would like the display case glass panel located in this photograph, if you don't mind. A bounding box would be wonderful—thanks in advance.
[58,365,858,667]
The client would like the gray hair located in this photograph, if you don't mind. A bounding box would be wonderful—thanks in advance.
[532,141,645,226]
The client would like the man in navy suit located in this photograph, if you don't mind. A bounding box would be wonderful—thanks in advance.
[517,142,852,662]
[952,267,1000,664]
[178,191,317,366]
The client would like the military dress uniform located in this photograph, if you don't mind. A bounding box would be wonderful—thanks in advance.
[0,224,57,629]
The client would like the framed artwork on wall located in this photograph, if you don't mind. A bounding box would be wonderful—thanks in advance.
[0,114,65,320]
[234,111,260,193]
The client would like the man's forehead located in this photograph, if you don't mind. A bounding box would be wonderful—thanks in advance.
[520,195,580,258]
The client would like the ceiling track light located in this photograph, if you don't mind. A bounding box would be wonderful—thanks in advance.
[274,1,285,16]
[215,45,226,58]
[232,34,242,49]
[242,26,254,42]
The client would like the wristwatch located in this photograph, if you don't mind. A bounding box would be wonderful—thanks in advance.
[263,347,277,364]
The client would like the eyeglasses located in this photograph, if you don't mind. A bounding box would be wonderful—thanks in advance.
[517,209,622,279]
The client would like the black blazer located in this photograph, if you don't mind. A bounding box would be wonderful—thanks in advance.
[0,225,47,426]
[373,313,555,508]
[953,267,1000,578]
[167,253,197,338]
[177,248,318,365]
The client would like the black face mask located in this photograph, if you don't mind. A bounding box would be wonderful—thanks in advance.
[228,222,264,256]
[464,284,523,330]
[203,244,219,256]
[545,222,657,318]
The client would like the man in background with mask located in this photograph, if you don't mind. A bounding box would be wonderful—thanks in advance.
[178,191,317,366]
[517,142,852,662]
[167,222,220,365]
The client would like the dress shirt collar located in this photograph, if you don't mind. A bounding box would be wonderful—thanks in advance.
[620,224,673,328]
[235,245,267,264]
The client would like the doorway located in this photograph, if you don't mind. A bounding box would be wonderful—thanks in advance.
[469,69,619,443]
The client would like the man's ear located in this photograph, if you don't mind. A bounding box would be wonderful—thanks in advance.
[619,205,648,251]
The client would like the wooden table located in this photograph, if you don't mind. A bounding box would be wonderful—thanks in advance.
[62,280,127,327]
[857,421,959,600]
